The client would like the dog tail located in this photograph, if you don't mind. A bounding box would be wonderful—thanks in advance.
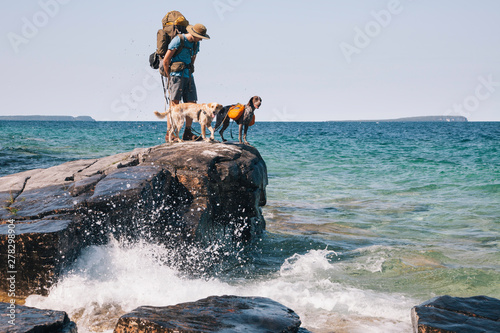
[154,110,167,119]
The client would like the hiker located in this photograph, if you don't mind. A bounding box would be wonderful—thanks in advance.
[162,23,210,140]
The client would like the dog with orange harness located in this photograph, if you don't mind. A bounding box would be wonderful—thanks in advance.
[214,96,262,144]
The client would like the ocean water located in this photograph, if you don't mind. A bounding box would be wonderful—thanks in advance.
[1,120,499,332]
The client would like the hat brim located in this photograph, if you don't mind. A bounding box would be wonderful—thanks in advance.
[187,25,210,39]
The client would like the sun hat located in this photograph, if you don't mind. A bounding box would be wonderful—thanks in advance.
[187,23,210,39]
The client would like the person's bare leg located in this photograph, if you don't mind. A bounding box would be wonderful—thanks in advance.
[166,100,180,142]
[182,100,196,140]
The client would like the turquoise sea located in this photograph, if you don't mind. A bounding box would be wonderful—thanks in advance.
[1,120,499,332]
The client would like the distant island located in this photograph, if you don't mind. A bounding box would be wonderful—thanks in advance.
[0,115,96,121]
[353,116,468,122]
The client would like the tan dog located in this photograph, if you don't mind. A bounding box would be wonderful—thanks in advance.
[154,103,223,143]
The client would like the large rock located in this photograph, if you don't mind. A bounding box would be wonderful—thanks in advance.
[0,302,77,332]
[114,295,301,333]
[0,142,267,296]
[411,295,500,333]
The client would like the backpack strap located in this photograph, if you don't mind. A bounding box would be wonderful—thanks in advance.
[173,34,185,58]
[174,34,199,59]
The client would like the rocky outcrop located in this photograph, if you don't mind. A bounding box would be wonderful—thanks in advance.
[411,295,500,333]
[114,295,301,333]
[0,302,77,332]
[0,142,267,296]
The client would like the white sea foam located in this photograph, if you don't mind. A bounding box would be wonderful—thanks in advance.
[26,240,415,333]
[345,245,393,273]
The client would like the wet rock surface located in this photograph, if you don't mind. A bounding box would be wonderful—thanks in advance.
[0,302,77,332]
[0,142,267,296]
[411,295,500,333]
[114,295,301,333]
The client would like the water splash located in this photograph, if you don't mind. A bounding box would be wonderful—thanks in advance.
[26,239,415,332]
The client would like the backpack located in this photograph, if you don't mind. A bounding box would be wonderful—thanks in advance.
[228,104,256,126]
[149,11,189,70]
[228,104,245,120]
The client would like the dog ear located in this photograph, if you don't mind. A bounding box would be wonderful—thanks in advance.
[213,104,222,113]
[209,103,219,111]
[203,103,214,115]
[248,97,255,108]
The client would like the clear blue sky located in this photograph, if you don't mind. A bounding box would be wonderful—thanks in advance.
[1,0,499,121]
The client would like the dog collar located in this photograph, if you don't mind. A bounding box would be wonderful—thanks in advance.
[197,109,207,119]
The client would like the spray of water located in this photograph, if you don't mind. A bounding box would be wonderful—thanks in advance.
[26,238,415,332]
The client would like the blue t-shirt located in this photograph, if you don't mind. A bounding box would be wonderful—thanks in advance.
[168,34,200,78]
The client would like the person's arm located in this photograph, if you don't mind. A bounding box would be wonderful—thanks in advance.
[163,49,175,76]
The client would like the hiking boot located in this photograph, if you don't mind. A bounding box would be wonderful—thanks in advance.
[182,127,196,141]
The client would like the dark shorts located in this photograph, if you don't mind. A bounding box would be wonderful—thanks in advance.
[168,75,197,102]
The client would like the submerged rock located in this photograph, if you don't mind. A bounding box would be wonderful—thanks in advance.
[0,302,77,332]
[0,142,267,296]
[114,295,301,333]
[411,295,500,333]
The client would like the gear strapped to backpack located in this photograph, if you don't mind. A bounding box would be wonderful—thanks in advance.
[149,11,189,72]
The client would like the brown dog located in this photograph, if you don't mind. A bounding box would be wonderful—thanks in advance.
[214,96,262,144]
[154,102,223,143]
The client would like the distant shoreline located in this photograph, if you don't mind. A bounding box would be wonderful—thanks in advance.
[0,115,477,122]
[0,115,96,121]
[343,115,468,122]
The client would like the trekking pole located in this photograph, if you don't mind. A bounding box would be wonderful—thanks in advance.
[161,75,170,112]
